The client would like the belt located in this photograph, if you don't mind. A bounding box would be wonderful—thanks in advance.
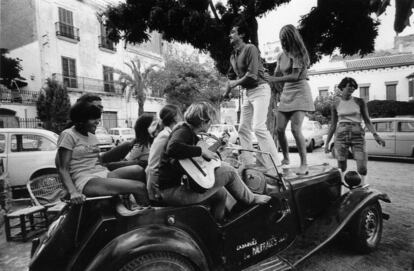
[338,122,361,126]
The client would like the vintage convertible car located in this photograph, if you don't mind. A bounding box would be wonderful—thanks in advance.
[29,149,390,271]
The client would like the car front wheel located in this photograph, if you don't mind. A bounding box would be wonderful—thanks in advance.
[349,202,383,253]
[119,252,195,271]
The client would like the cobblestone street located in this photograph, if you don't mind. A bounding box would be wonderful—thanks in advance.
[1,147,413,271]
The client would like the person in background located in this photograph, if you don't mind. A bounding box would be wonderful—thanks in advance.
[57,101,148,205]
[324,77,385,185]
[223,18,280,172]
[158,102,270,221]
[266,24,315,175]
[104,114,155,174]
[146,104,183,201]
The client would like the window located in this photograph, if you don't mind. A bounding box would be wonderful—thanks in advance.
[385,83,397,101]
[56,8,79,41]
[103,66,115,92]
[10,134,56,152]
[409,79,414,98]
[99,23,116,51]
[62,57,77,88]
[318,88,328,98]
[360,86,369,102]
[399,121,414,132]
[0,134,5,153]
[373,122,394,132]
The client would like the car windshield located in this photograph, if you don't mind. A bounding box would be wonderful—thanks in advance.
[286,123,314,131]
[121,129,133,135]
[95,127,108,135]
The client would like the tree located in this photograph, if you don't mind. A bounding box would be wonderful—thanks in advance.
[0,48,23,88]
[103,0,412,131]
[115,59,160,116]
[103,0,410,73]
[36,79,71,134]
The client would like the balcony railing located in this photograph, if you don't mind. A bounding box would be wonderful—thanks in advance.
[53,73,122,94]
[55,22,80,41]
[98,36,116,52]
[0,86,39,104]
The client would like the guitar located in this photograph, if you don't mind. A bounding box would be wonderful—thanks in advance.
[178,133,228,191]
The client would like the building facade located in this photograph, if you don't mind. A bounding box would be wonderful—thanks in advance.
[308,53,414,102]
[0,0,166,129]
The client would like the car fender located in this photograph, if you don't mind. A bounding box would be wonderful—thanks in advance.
[291,187,390,267]
[85,224,209,271]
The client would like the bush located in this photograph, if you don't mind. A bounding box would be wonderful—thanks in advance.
[367,100,414,118]
[36,79,71,134]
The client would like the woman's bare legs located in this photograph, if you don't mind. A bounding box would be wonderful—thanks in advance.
[276,111,290,165]
[83,177,149,205]
[109,165,146,182]
[290,111,307,174]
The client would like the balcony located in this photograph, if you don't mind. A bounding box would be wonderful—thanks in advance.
[53,73,122,95]
[98,36,116,52]
[0,86,39,104]
[55,22,80,42]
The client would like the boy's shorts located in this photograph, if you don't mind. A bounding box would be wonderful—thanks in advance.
[334,122,367,161]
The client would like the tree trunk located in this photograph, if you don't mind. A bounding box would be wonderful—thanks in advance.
[138,98,145,116]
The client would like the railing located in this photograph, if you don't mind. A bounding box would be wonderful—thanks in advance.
[55,22,80,41]
[0,86,39,104]
[18,118,42,129]
[98,36,116,51]
[53,73,122,94]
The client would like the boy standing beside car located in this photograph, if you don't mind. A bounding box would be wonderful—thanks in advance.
[325,77,386,185]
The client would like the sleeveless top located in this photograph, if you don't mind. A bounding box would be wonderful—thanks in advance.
[337,97,362,123]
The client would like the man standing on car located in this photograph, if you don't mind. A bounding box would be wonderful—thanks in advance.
[223,19,280,171]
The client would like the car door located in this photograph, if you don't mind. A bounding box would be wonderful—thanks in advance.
[0,132,7,175]
[313,122,324,147]
[395,120,414,157]
[7,132,57,187]
[366,120,396,155]
[221,189,296,268]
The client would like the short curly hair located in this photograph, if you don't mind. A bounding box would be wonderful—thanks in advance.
[69,102,102,124]
[338,77,358,90]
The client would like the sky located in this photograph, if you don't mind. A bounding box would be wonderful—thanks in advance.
[257,0,414,50]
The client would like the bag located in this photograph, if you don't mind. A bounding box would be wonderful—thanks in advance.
[241,168,266,194]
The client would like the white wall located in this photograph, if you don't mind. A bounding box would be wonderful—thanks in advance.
[9,42,42,91]
[308,65,414,101]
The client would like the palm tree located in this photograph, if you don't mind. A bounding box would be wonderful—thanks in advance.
[115,59,160,116]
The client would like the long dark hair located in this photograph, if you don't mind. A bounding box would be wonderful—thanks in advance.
[134,114,154,146]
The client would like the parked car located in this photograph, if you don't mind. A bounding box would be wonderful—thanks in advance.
[95,126,114,151]
[108,128,135,146]
[208,124,239,144]
[29,148,390,271]
[326,117,414,158]
[285,120,327,152]
[0,128,58,189]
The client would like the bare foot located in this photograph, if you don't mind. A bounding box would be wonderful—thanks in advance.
[296,165,309,176]
[253,194,271,204]
[281,158,290,165]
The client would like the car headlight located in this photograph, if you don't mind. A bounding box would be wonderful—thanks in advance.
[344,171,362,189]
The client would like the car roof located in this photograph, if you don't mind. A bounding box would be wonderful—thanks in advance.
[371,117,414,121]
[0,128,58,136]
[109,127,132,130]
